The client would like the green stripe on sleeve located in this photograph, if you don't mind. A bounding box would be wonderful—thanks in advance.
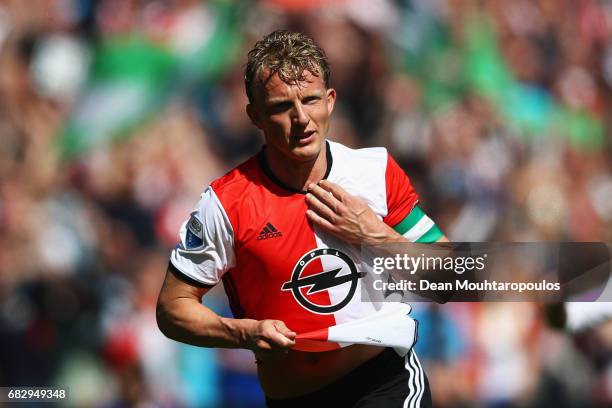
[416,224,443,243]
[393,205,425,235]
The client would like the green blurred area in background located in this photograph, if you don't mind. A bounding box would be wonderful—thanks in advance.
[58,0,244,160]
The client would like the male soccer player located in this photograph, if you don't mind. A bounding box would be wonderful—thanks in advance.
[157,30,446,407]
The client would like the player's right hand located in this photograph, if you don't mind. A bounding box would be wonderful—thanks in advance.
[247,319,296,362]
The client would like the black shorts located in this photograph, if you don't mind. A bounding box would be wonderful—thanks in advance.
[265,348,432,408]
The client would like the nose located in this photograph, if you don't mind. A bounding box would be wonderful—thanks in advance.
[291,103,310,127]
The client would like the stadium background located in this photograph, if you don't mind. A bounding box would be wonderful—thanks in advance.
[0,0,610,406]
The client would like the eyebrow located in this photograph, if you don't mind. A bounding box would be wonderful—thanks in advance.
[265,90,325,105]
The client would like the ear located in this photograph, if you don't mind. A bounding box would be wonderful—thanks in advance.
[326,88,336,115]
[246,103,262,130]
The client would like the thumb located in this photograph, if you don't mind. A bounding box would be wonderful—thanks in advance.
[274,321,296,339]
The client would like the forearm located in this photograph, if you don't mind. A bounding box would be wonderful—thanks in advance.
[362,222,408,244]
[156,296,257,349]
[157,268,295,356]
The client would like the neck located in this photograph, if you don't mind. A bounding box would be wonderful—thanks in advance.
[264,142,328,193]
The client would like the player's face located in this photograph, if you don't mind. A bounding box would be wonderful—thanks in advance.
[247,69,336,163]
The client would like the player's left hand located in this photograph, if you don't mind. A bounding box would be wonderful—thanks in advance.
[305,180,405,244]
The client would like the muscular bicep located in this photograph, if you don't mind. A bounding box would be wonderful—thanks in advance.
[158,266,211,305]
[156,266,217,341]
[157,266,259,350]
[159,186,236,343]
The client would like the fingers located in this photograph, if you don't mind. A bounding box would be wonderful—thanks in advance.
[307,182,342,210]
[306,180,352,225]
[273,320,296,340]
[306,209,341,234]
[305,192,337,222]
[256,320,295,350]
[305,180,385,244]
[305,181,353,237]
[268,330,295,349]
[315,180,348,202]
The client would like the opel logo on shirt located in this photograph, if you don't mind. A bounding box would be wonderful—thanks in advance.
[281,248,365,314]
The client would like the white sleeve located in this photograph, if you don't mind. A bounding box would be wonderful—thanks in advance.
[169,186,235,286]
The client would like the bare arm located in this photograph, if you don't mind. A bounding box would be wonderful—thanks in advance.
[156,268,296,359]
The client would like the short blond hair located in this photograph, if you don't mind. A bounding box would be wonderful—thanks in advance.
[244,30,330,103]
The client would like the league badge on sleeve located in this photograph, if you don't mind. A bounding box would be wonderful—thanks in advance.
[185,214,204,250]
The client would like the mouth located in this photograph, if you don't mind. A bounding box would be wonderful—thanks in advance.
[292,131,316,145]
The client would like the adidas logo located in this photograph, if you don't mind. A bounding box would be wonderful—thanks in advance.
[257,222,282,240]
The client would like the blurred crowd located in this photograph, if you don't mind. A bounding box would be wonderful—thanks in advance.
[0,0,611,407]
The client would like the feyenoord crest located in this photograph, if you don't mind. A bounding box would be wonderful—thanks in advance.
[281,248,365,314]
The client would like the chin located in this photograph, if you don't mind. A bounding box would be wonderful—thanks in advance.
[288,140,324,162]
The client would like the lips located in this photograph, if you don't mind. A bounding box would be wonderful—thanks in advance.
[292,131,316,144]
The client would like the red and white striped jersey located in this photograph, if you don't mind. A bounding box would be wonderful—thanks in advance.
[169,140,442,351]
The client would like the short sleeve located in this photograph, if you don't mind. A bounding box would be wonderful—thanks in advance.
[383,154,419,227]
[383,154,443,243]
[169,186,235,286]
